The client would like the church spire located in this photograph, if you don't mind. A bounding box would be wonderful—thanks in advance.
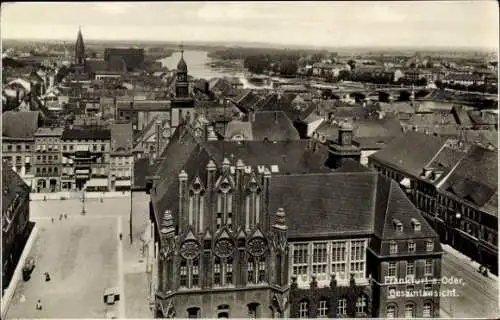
[75,27,85,65]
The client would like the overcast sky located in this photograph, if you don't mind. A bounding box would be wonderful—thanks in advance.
[1,1,498,49]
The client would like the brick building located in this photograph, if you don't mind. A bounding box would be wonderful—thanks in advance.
[147,122,442,318]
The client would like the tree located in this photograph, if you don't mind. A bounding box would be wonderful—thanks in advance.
[279,60,298,77]
[347,59,356,70]
[435,80,443,89]
[338,70,350,81]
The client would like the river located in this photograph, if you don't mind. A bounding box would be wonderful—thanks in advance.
[158,50,273,89]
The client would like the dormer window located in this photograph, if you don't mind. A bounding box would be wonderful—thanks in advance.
[411,218,421,232]
[426,240,434,252]
[393,219,403,232]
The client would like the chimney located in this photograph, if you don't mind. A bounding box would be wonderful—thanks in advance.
[222,157,230,172]
[274,111,278,124]
[262,168,271,230]
[206,159,216,192]
[178,170,188,234]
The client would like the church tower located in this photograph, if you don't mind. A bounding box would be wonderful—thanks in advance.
[327,121,361,169]
[175,44,189,99]
[75,27,85,66]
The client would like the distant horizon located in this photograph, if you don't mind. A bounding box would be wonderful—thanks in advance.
[2,37,498,53]
[2,2,498,51]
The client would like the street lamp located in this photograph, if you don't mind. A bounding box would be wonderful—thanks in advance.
[81,188,86,215]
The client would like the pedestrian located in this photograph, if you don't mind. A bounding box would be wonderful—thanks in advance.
[45,272,51,282]
[36,299,42,310]
[59,214,63,220]
[51,218,54,223]
[20,294,26,303]
[119,233,123,241]
[64,213,67,219]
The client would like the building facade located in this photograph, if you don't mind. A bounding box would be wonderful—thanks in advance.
[110,122,134,191]
[148,124,442,318]
[2,162,32,293]
[33,127,63,192]
[368,133,498,275]
[61,127,111,191]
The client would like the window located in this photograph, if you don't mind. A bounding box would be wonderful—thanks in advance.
[247,257,255,284]
[7,145,12,151]
[387,262,397,278]
[292,243,309,280]
[247,303,259,319]
[299,300,309,318]
[192,259,199,288]
[187,307,200,318]
[101,145,105,151]
[226,257,233,285]
[425,260,433,276]
[93,144,97,151]
[408,241,416,253]
[406,285,415,297]
[350,240,366,279]
[312,242,328,280]
[16,145,22,152]
[423,302,433,318]
[426,240,434,252]
[405,303,416,318]
[389,241,398,254]
[331,241,347,280]
[214,258,222,286]
[37,156,41,161]
[356,295,367,314]
[424,284,433,295]
[180,260,188,287]
[386,305,396,318]
[25,145,30,151]
[69,145,74,151]
[63,145,67,151]
[406,261,415,278]
[318,299,328,318]
[336,298,347,316]
[16,156,22,162]
[388,287,396,299]
[258,258,266,283]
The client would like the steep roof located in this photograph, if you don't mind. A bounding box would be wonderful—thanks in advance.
[110,122,133,152]
[225,120,253,140]
[251,111,300,141]
[62,127,111,140]
[369,132,449,178]
[2,111,41,139]
[439,146,498,216]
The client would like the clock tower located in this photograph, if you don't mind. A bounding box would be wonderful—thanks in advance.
[175,44,189,99]
[171,43,194,128]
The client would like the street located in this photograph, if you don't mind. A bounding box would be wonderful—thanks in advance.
[440,245,499,318]
[4,192,153,319]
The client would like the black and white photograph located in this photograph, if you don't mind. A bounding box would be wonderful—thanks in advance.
[0,1,499,319]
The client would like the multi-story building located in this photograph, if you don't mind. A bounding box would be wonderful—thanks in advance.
[368,132,498,275]
[1,111,43,189]
[61,127,111,191]
[2,161,31,293]
[110,122,134,191]
[147,122,442,318]
[33,127,64,192]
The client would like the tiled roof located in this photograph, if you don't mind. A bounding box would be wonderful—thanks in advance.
[251,111,300,141]
[2,111,41,139]
[110,122,133,152]
[439,146,498,215]
[2,161,30,213]
[35,127,64,137]
[225,120,253,140]
[369,132,449,178]
[62,127,111,140]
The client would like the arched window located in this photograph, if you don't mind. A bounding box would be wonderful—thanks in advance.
[386,304,397,318]
[187,307,200,318]
[423,302,433,318]
[318,298,328,318]
[298,300,309,318]
[189,178,205,232]
[245,179,261,230]
[404,302,416,318]
[247,256,266,285]
[179,257,199,289]
[217,179,232,229]
[247,303,260,318]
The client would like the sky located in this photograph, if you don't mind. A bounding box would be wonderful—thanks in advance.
[1,1,499,49]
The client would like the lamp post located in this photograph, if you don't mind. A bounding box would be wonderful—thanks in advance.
[81,188,86,215]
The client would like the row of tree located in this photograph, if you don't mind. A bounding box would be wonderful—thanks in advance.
[435,80,497,94]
